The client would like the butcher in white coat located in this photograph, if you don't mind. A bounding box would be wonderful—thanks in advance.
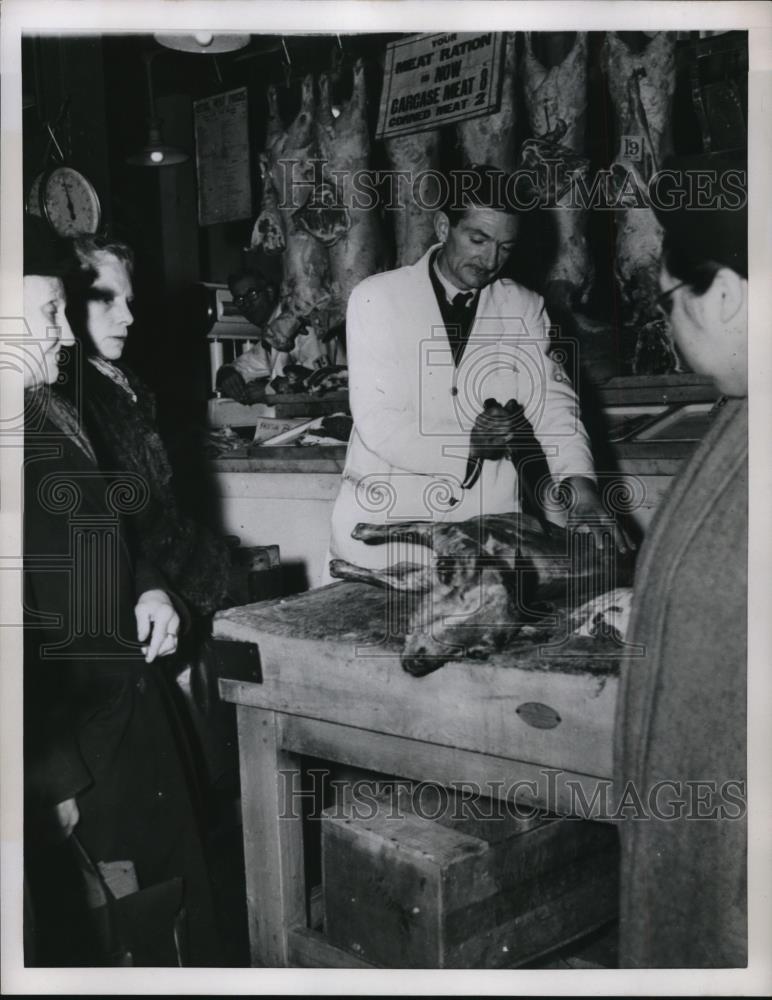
[327,165,624,575]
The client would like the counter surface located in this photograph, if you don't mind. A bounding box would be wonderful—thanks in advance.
[211,445,346,474]
[215,581,622,785]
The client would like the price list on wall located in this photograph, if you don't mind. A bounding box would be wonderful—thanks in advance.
[376,32,504,140]
[194,87,252,226]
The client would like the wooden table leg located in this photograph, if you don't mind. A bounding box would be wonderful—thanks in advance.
[236,705,305,966]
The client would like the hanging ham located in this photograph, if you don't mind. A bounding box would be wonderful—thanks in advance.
[521,31,593,312]
[317,58,390,337]
[456,31,518,171]
[604,31,680,373]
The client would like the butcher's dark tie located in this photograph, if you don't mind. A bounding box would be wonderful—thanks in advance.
[446,292,476,365]
[452,292,474,312]
[428,249,478,365]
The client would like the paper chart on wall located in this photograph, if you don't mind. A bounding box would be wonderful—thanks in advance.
[194,87,252,226]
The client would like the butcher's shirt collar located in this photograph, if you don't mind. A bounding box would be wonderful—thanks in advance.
[431,247,471,304]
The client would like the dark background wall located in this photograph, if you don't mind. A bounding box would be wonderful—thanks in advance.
[22,30,748,417]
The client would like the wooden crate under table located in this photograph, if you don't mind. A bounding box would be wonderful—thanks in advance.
[322,786,619,968]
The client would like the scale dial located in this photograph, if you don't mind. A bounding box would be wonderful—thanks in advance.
[31,166,102,237]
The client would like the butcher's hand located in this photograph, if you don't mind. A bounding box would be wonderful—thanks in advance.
[561,476,635,555]
[469,401,517,455]
[135,589,180,663]
[216,364,250,404]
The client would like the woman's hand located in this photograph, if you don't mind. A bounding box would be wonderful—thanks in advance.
[135,589,180,663]
[52,798,80,841]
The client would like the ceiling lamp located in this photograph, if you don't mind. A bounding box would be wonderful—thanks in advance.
[127,120,189,167]
[127,52,188,167]
[153,32,250,55]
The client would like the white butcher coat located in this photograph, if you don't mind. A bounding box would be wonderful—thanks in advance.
[229,301,332,382]
[325,245,596,576]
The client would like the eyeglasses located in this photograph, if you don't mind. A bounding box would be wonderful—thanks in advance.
[232,287,265,310]
[656,281,687,318]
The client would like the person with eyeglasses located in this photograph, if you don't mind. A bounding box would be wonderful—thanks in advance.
[615,157,748,967]
[216,268,332,404]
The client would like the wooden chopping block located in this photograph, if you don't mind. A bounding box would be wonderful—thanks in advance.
[215,583,622,794]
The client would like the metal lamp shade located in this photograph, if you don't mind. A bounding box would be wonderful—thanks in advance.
[153,33,250,55]
[127,121,188,167]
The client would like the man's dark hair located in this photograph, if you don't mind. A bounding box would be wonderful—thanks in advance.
[442,163,521,225]
[228,270,272,292]
[661,239,728,296]
[654,155,747,288]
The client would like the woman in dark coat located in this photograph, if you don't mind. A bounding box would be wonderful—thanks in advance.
[614,158,748,968]
[23,221,220,966]
[62,236,230,619]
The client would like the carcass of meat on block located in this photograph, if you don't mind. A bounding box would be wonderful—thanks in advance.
[384,127,441,267]
[329,513,634,676]
[317,58,390,342]
[603,31,681,374]
[567,587,633,643]
[262,76,333,353]
[521,31,593,312]
[456,31,517,171]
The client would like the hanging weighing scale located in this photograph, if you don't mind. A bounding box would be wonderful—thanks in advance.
[26,98,102,237]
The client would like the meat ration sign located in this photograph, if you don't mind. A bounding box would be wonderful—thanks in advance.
[376,33,504,139]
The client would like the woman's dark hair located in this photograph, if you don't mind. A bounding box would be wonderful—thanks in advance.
[63,235,135,356]
[23,216,68,277]
[661,236,727,296]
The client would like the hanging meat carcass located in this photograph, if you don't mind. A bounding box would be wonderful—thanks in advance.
[317,58,390,341]
[384,126,441,267]
[603,31,680,374]
[248,153,287,256]
[456,31,518,171]
[329,514,634,676]
[258,76,333,352]
[520,32,593,313]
